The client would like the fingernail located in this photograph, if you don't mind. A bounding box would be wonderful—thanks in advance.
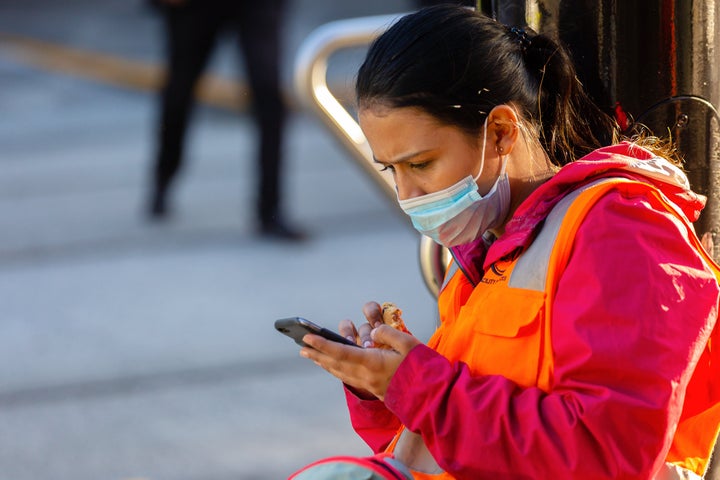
[299,350,309,358]
[346,336,355,343]
[363,340,372,348]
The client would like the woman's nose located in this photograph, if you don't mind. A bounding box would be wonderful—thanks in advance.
[395,175,424,201]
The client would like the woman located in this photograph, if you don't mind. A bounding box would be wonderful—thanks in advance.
[296,5,720,479]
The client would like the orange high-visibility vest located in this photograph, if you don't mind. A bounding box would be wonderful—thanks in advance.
[391,179,719,479]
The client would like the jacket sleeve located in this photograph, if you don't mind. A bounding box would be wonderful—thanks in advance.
[383,189,719,479]
[344,385,401,453]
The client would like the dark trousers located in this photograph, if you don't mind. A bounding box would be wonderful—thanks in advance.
[153,0,287,223]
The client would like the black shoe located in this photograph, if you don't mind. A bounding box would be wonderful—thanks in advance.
[259,219,307,242]
[147,191,169,220]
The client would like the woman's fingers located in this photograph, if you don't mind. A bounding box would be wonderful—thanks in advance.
[371,324,421,353]
[362,301,384,327]
[337,318,373,347]
[337,300,384,347]
[301,334,366,382]
[338,319,358,344]
[300,333,408,400]
[357,322,374,348]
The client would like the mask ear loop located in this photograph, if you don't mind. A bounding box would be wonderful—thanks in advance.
[498,152,508,175]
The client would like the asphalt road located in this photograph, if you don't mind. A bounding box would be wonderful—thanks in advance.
[0,1,440,479]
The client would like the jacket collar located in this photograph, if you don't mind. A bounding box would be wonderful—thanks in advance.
[448,142,704,285]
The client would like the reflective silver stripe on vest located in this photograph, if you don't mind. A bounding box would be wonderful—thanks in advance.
[509,179,612,291]
[655,462,703,480]
[441,179,611,293]
[440,261,460,292]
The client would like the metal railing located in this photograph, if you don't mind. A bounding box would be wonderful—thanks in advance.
[293,14,402,201]
[293,13,450,297]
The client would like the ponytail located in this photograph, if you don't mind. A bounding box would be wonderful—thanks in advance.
[518,29,619,166]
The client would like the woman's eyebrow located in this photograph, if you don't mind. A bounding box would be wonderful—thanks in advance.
[373,149,433,165]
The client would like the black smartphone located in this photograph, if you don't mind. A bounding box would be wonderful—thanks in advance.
[274,317,359,348]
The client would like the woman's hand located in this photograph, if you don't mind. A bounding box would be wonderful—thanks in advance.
[337,301,385,348]
[300,302,421,401]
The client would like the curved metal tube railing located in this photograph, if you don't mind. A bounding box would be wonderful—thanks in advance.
[293,13,451,297]
[293,14,404,201]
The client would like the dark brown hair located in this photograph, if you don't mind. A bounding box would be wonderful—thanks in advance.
[356,5,621,167]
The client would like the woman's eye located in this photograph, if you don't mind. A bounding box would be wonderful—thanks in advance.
[410,161,430,170]
[379,164,395,173]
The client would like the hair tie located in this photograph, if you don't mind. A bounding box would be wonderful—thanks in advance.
[510,26,531,53]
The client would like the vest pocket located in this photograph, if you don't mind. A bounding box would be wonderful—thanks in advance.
[450,287,546,388]
[471,288,545,337]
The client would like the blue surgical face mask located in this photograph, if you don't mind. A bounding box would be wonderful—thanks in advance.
[397,118,511,247]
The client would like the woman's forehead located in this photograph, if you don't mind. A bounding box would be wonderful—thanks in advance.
[359,106,446,130]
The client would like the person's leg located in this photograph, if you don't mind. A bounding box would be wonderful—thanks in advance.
[149,4,221,218]
[234,0,304,239]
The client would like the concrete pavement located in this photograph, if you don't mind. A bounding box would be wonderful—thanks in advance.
[0,1,438,479]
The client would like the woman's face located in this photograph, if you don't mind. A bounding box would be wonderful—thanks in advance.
[359,106,498,201]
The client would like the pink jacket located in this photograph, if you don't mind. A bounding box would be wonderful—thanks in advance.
[345,142,719,479]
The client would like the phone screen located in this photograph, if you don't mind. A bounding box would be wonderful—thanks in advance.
[274,317,359,348]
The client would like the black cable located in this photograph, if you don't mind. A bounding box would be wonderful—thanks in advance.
[632,94,720,131]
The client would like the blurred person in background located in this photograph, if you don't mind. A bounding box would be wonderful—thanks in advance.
[147,0,305,241]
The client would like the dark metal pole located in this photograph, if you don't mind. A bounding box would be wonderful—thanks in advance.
[488,1,720,474]
[489,0,720,262]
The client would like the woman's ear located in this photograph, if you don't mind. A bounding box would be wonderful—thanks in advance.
[487,105,520,155]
